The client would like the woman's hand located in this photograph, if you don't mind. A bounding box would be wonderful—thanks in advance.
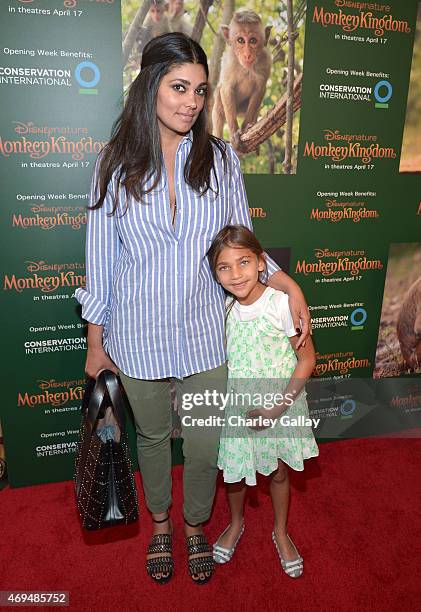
[85,345,118,379]
[266,270,311,348]
[288,288,311,349]
[85,322,118,378]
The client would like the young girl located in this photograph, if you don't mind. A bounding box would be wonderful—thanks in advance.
[208,225,319,578]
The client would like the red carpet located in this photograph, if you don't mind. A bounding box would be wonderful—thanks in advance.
[1,436,420,611]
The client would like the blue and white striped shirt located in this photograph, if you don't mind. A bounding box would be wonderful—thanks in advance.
[75,134,280,379]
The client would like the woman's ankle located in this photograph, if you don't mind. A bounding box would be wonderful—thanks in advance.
[151,512,171,534]
[184,519,204,537]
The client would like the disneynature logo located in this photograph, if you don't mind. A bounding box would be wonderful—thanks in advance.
[3,260,85,294]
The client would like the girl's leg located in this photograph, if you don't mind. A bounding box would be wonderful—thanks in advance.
[216,481,247,548]
[270,460,299,561]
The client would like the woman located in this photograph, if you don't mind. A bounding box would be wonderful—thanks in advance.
[75,32,311,585]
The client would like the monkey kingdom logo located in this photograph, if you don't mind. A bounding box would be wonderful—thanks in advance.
[0,132,106,160]
[295,248,383,277]
[313,351,370,376]
[312,5,411,36]
[3,260,85,293]
[17,379,84,407]
[303,130,396,163]
[310,205,379,223]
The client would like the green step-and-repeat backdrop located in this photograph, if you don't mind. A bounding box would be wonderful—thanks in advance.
[1,0,420,487]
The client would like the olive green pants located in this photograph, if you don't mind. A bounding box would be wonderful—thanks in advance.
[120,364,227,525]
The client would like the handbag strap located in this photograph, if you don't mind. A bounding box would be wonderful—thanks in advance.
[86,370,126,431]
[103,369,127,431]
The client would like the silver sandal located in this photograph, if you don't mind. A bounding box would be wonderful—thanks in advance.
[272,532,303,578]
[213,523,245,564]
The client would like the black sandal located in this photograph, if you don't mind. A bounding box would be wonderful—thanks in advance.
[185,520,215,585]
[146,516,174,585]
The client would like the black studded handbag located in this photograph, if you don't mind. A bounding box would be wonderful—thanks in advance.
[74,370,139,530]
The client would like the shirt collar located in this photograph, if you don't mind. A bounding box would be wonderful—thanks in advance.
[181,130,193,145]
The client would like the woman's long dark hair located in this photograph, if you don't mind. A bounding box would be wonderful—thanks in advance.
[91,32,227,213]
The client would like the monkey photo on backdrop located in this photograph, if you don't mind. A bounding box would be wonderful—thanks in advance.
[374,242,421,378]
[122,1,307,174]
[131,0,171,65]
[211,10,273,151]
[168,0,193,36]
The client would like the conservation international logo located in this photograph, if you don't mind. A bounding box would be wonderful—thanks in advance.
[350,307,367,330]
[74,61,100,94]
[374,79,393,109]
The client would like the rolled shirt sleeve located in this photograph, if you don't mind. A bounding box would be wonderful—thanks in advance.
[74,157,120,327]
[228,148,281,277]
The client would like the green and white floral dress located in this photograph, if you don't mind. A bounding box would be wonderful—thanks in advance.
[218,287,319,485]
